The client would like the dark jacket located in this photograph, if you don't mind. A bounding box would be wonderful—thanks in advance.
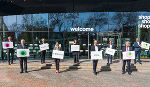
[90,45,101,51]
[134,41,141,52]
[107,44,115,49]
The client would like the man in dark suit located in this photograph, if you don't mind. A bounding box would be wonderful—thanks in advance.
[40,38,46,64]
[17,39,28,73]
[122,41,132,75]
[107,40,115,65]
[134,38,142,64]
[91,40,101,75]
[7,36,14,65]
[72,39,79,63]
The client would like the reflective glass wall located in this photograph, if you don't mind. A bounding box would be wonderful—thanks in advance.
[0,12,149,59]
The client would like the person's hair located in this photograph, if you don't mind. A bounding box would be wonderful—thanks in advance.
[42,38,45,40]
[21,39,25,41]
[8,36,11,38]
[74,39,77,43]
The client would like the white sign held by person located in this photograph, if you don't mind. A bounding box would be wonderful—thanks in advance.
[141,42,149,50]
[71,45,80,51]
[105,48,116,56]
[52,50,64,59]
[122,51,135,60]
[17,49,30,57]
[2,42,13,49]
[39,43,49,51]
[91,51,103,60]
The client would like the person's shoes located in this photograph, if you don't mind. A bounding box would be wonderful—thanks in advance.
[93,72,97,75]
[128,72,131,75]
[25,71,28,73]
[122,72,126,74]
[139,62,142,65]
[20,72,23,73]
[56,71,59,74]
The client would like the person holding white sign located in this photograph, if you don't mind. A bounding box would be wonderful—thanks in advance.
[134,38,142,64]
[53,42,62,74]
[122,41,132,75]
[107,40,115,65]
[17,39,28,73]
[40,38,46,64]
[72,39,80,63]
[91,40,101,75]
[6,36,14,65]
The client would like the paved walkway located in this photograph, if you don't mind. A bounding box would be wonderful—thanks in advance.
[0,59,150,87]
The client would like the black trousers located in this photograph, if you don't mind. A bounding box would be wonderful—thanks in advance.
[93,60,98,73]
[19,57,27,72]
[41,50,46,63]
[7,48,14,64]
[55,59,60,70]
[122,60,131,73]
[73,52,79,63]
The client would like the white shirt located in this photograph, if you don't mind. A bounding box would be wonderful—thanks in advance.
[95,46,98,51]
[110,45,112,49]
[137,42,139,45]
[126,46,129,51]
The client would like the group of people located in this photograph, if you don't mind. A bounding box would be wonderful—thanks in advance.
[5,36,142,75]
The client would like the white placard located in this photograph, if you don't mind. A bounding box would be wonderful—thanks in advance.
[52,50,64,59]
[105,48,116,56]
[39,43,49,51]
[71,45,80,51]
[141,42,149,50]
[91,51,103,60]
[2,42,13,49]
[122,51,135,60]
[17,49,30,57]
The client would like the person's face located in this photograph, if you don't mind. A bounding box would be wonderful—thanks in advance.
[126,41,130,47]
[21,40,25,44]
[8,37,11,40]
[56,42,59,46]
[109,41,112,45]
[74,40,77,43]
[94,40,97,46]
[42,39,45,42]
[136,38,139,42]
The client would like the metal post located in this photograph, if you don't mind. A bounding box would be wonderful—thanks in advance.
[88,32,89,59]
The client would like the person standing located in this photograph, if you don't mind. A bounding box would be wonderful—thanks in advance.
[53,42,61,74]
[17,39,28,73]
[7,36,14,65]
[122,41,132,75]
[40,38,46,64]
[91,40,101,75]
[72,39,79,63]
[107,40,115,65]
[134,38,142,64]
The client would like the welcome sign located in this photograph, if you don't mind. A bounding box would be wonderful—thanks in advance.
[71,45,80,51]
[122,51,135,60]
[141,42,149,50]
[2,42,13,49]
[39,43,49,51]
[91,51,103,60]
[52,50,64,59]
[105,48,116,56]
[17,49,30,57]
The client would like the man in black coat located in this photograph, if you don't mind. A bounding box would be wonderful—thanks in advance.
[91,40,101,75]
[7,36,14,65]
[17,39,28,73]
[122,41,132,75]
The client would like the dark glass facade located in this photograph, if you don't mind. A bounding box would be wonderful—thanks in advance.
[0,12,149,59]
